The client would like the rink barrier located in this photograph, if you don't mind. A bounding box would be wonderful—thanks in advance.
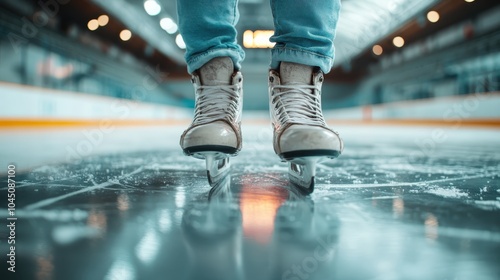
[1,82,499,128]
[324,92,500,121]
[0,81,192,126]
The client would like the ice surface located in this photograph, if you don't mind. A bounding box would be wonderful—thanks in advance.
[425,186,469,198]
[0,124,499,280]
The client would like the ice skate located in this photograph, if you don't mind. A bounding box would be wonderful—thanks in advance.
[269,62,343,193]
[180,57,243,186]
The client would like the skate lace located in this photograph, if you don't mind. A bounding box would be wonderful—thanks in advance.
[193,84,240,125]
[271,84,326,126]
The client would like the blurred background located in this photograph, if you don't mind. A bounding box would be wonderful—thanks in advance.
[1,2,500,280]
[1,0,500,119]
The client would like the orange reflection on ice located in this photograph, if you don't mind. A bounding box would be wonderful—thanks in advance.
[117,193,130,211]
[239,182,289,245]
[425,213,439,240]
[393,198,404,218]
[36,255,53,280]
[87,209,107,232]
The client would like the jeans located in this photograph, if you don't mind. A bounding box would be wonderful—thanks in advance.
[177,0,341,74]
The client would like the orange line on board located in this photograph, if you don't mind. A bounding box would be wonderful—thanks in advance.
[1,118,500,129]
[0,119,190,129]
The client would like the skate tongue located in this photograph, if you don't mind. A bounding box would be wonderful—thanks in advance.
[279,62,314,85]
[199,57,234,86]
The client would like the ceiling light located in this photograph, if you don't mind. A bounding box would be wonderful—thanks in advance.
[98,15,109,26]
[427,11,439,23]
[243,30,254,48]
[242,30,275,48]
[464,0,474,2]
[144,0,161,16]
[372,45,383,56]
[393,36,405,48]
[120,29,132,41]
[87,19,99,31]
[175,34,186,49]
[160,18,178,34]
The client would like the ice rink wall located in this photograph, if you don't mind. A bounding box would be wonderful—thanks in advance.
[0,82,499,126]
[0,82,191,126]
[324,92,500,122]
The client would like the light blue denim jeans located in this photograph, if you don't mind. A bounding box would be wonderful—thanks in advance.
[177,0,341,74]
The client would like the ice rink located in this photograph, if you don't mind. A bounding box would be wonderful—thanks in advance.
[2,0,500,279]
[1,124,499,280]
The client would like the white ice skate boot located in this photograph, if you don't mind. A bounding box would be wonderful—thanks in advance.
[269,62,343,193]
[180,57,243,185]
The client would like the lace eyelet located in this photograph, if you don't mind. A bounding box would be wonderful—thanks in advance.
[269,76,274,83]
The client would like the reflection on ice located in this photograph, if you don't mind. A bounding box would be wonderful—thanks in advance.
[104,258,135,280]
[52,225,101,245]
[135,229,161,265]
[240,184,289,244]
[180,175,340,280]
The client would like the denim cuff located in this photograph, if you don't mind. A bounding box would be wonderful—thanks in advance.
[186,47,245,74]
[270,46,334,74]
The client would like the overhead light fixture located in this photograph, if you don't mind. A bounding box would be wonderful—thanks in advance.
[98,15,109,26]
[427,11,439,23]
[120,29,132,41]
[175,34,186,49]
[144,0,161,16]
[242,30,275,48]
[393,36,405,48]
[372,45,383,56]
[160,18,178,34]
[243,30,254,48]
[87,19,99,31]
[464,0,474,2]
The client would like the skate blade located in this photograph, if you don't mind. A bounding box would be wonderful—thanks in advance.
[195,152,231,187]
[288,157,323,194]
[208,174,232,201]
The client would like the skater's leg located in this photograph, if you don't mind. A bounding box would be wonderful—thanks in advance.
[179,57,243,185]
[177,1,245,185]
[269,0,341,73]
[268,0,343,192]
[177,0,245,74]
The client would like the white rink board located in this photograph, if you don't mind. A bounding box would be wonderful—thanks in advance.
[0,82,191,120]
[325,92,500,120]
[1,82,499,121]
